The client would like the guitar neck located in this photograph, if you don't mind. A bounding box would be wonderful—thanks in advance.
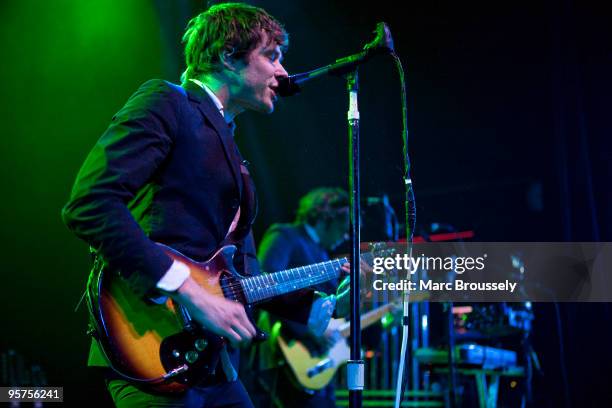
[336,291,429,337]
[242,257,347,304]
[338,303,396,338]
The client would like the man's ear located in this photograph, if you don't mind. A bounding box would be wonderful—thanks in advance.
[220,49,237,71]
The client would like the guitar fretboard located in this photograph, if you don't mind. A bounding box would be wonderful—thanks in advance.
[242,258,347,303]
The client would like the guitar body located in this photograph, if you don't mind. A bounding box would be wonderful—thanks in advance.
[92,244,241,393]
[277,298,425,391]
[277,320,350,391]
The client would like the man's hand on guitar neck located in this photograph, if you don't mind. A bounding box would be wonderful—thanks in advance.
[322,317,343,348]
[166,276,257,348]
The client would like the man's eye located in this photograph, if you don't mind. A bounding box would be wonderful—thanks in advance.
[268,52,280,62]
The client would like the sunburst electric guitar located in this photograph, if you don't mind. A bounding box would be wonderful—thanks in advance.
[88,243,347,393]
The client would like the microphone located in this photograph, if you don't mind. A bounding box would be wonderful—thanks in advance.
[277,22,395,97]
[364,21,395,55]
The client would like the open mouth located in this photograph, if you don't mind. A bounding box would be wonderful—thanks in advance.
[269,85,278,101]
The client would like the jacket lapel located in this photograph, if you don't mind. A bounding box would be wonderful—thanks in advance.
[182,80,242,197]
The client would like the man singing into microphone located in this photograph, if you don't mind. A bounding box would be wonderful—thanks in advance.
[62,3,335,407]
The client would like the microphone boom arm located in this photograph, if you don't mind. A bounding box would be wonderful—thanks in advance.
[278,22,395,97]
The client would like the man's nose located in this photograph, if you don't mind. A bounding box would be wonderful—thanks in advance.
[276,63,288,79]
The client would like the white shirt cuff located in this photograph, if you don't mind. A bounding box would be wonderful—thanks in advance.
[156,260,191,292]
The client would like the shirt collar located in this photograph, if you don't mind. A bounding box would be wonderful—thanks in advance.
[303,223,321,244]
[189,78,234,124]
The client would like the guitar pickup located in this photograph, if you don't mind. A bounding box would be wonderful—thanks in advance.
[307,358,334,378]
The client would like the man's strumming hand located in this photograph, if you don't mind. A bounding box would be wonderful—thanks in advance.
[168,276,256,348]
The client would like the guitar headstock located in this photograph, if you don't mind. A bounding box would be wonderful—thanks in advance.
[366,242,396,259]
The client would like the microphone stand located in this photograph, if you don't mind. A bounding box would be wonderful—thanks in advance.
[276,24,399,408]
[346,70,363,408]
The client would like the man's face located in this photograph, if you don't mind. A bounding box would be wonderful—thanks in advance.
[233,35,288,114]
[321,212,349,251]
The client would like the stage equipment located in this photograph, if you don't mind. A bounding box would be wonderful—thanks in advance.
[452,303,534,338]
[335,389,444,407]
[1,349,47,387]
[415,345,524,408]
[415,344,518,369]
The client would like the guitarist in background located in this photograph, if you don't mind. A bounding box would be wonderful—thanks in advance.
[247,187,350,408]
[62,4,335,407]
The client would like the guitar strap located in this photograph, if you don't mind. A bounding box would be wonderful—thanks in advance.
[83,252,119,371]
[224,144,258,245]
[221,143,259,278]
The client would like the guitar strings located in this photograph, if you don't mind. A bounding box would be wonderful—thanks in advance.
[242,275,339,301]
[220,263,343,293]
[217,249,389,296]
[219,260,347,298]
[228,258,345,288]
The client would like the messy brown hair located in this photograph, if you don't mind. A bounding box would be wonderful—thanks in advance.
[181,3,288,82]
[296,188,349,226]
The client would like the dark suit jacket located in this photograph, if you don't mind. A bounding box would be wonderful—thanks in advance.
[259,223,338,294]
[63,79,313,322]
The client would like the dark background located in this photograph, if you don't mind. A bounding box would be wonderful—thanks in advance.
[1,0,610,406]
